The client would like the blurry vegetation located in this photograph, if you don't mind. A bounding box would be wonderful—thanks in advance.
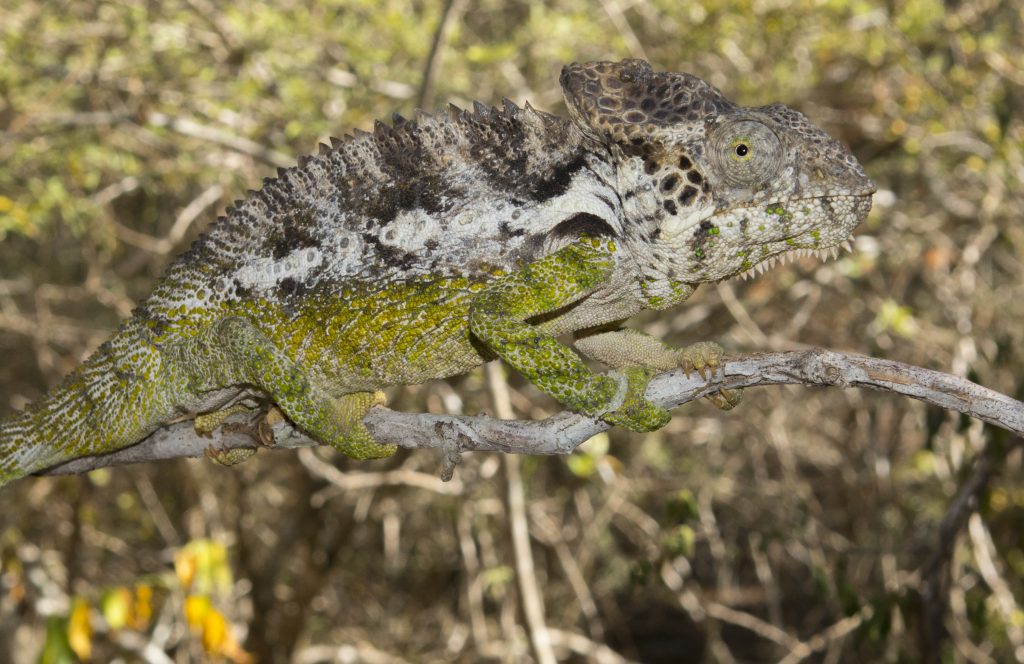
[1,0,1023,661]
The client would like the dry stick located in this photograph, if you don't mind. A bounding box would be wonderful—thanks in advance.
[416,0,467,111]
[918,443,998,664]
[42,349,1024,477]
[488,363,558,664]
[146,112,294,168]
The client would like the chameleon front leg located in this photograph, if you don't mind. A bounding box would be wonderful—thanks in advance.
[468,237,669,432]
[197,316,395,459]
[574,327,742,410]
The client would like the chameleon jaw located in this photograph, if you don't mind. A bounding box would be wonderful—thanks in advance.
[733,236,856,281]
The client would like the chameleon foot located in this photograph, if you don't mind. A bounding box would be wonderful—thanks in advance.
[677,342,741,411]
[205,446,258,466]
[602,366,671,433]
[194,403,254,437]
[195,404,261,465]
[678,341,726,380]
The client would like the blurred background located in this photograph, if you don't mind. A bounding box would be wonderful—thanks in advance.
[1,0,1022,661]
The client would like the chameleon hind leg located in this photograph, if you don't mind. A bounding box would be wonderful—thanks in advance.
[206,316,395,459]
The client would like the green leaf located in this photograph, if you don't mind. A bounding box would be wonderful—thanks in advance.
[37,617,74,664]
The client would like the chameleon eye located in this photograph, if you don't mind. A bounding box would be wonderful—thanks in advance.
[709,119,781,187]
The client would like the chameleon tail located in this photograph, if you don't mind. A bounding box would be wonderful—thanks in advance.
[0,325,175,486]
[0,412,46,485]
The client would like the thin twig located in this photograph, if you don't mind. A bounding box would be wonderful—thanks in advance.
[416,0,467,110]
[146,112,293,167]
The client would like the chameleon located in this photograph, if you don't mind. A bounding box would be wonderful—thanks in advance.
[0,59,875,485]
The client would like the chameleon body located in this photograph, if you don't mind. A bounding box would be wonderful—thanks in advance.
[0,60,874,484]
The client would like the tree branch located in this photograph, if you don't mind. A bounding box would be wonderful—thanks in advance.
[40,348,1024,477]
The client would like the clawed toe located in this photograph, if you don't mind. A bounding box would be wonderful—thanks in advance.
[705,387,743,411]
[678,341,727,381]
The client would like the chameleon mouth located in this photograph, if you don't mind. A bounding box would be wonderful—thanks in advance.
[734,236,856,280]
[727,191,871,281]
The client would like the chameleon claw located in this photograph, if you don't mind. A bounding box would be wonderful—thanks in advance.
[678,341,726,383]
[705,388,743,411]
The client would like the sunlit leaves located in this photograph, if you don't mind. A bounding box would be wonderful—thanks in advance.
[177,539,251,662]
[175,538,232,596]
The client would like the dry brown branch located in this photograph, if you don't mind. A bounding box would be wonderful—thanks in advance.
[146,111,294,167]
[416,0,467,110]
[489,362,559,664]
[917,442,999,662]
[40,348,1024,478]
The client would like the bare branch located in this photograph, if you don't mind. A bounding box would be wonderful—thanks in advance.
[40,348,1024,477]
[146,112,294,167]
[416,0,467,110]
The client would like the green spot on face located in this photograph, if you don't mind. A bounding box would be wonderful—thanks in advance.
[709,227,720,235]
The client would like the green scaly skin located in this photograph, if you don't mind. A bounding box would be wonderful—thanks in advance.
[0,60,875,485]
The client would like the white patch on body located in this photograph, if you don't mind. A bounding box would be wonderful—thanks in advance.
[234,246,324,291]
[383,210,443,252]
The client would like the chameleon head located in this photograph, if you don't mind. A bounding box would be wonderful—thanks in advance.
[561,59,876,286]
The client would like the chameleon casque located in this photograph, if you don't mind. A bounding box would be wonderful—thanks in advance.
[0,59,875,484]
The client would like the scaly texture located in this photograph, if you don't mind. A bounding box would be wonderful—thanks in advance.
[0,59,874,485]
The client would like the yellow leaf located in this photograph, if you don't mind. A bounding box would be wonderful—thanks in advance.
[101,587,133,631]
[177,539,233,596]
[201,608,253,663]
[175,547,197,591]
[202,608,229,654]
[664,525,696,558]
[68,598,93,661]
[134,584,153,630]
[224,639,255,664]
[184,594,211,632]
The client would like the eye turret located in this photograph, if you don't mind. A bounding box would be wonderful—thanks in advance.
[708,119,782,188]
